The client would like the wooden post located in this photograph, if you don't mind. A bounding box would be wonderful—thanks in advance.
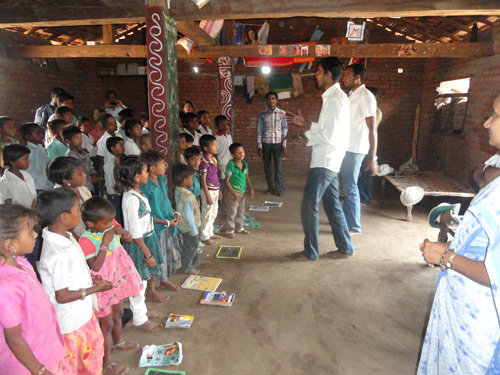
[102,24,114,44]
[492,24,500,55]
[218,56,234,132]
[145,0,179,194]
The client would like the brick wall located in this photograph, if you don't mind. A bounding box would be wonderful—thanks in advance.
[418,54,500,185]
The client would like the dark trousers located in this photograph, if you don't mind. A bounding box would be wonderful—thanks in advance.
[358,155,373,205]
[107,194,124,227]
[262,142,285,194]
[180,232,201,273]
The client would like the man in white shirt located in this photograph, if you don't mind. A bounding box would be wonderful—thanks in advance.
[287,57,355,260]
[340,64,379,235]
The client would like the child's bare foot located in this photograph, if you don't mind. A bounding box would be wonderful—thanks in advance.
[203,239,217,245]
[185,267,200,275]
[111,341,139,353]
[224,232,237,239]
[146,290,170,303]
[288,251,310,261]
[211,234,222,239]
[146,310,164,319]
[138,320,161,333]
[238,229,250,235]
[160,280,180,292]
[103,363,128,375]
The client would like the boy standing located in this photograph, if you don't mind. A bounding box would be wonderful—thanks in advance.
[96,114,119,177]
[185,147,202,199]
[257,91,288,196]
[181,112,201,147]
[20,122,53,190]
[198,134,222,245]
[46,119,68,161]
[103,136,124,225]
[179,133,194,165]
[224,143,255,238]
[214,115,233,179]
[173,164,202,274]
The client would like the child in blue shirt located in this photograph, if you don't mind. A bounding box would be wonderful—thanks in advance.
[184,146,201,199]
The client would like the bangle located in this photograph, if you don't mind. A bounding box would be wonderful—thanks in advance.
[33,365,46,375]
[165,220,171,228]
[439,248,449,271]
[446,251,457,269]
[80,288,87,300]
[144,254,153,259]
[99,245,109,252]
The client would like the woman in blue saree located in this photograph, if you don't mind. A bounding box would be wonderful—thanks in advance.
[418,93,500,374]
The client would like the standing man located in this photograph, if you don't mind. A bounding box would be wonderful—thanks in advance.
[288,57,355,260]
[34,87,65,132]
[340,64,378,235]
[104,90,126,122]
[257,91,287,196]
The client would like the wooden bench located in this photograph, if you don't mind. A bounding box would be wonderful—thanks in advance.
[382,171,476,221]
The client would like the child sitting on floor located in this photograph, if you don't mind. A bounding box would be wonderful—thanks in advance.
[20,122,53,191]
[0,144,37,208]
[104,136,125,225]
[179,133,194,165]
[36,188,114,375]
[0,204,68,375]
[79,197,144,375]
[141,149,182,291]
[46,119,68,161]
[224,143,255,238]
[173,164,202,274]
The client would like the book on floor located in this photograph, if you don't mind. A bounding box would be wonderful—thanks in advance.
[139,343,183,367]
[144,369,185,375]
[181,275,222,291]
[244,213,260,230]
[200,291,235,307]
[263,201,284,208]
[165,314,194,329]
[249,205,269,212]
[216,245,243,259]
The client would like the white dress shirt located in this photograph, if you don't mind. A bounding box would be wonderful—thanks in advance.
[215,132,233,175]
[103,157,118,195]
[305,83,350,173]
[81,133,96,157]
[347,84,377,154]
[38,228,96,334]
[97,131,121,165]
[26,141,53,190]
[0,170,37,208]
[182,129,201,146]
[124,138,141,156]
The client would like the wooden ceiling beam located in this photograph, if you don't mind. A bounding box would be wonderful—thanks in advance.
[375,18,429,43]
[404,18,462,42]
[5,42,493,59]
[176,21,216,46]
[102,25,115,45]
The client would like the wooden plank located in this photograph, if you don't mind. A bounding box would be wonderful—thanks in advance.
[176,21,215,46]
[6,42,494,59]
[102,25,114,45]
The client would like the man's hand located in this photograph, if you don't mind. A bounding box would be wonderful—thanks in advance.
[258,149,263,157]
[286,110,307,127]
[419,239,450,267]
[364,159,379,176]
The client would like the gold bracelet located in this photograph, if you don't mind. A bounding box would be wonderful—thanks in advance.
[439,248,449,271]
[446,251,457,269]
[80,288,87,300]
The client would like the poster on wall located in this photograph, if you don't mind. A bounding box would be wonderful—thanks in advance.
[346,21,366,41]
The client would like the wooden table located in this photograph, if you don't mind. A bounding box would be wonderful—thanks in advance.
[382,171,476,221]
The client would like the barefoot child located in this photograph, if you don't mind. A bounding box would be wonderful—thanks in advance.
[198,134,222,245]
[0,205,67,375]
[79,197,144,375]
[36,188,115,375]
[173,164,202,274]
[224,143,255,238]
[115,156,164,330]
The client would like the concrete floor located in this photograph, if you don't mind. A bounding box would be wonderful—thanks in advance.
[116,161,441,375]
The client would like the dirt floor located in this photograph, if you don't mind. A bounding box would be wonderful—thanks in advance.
[115,161,449,375]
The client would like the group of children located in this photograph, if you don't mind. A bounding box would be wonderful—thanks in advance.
[0,97,256,375]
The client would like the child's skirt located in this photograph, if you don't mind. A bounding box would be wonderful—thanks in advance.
[60,314,104,375]
[91,245,143,318]
[124,231,163,280]
[158,227,182,282]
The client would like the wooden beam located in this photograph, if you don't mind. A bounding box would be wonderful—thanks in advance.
[6,42,494,59]
[176,21,215,46]
[102,25,114,45]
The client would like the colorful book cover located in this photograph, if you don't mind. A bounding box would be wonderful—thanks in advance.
[200,291,235,307]
[165,314,194,329]
[139,343,182,367]
[216,246,243,259]
[144,369,185,375]
[181,275,222,291]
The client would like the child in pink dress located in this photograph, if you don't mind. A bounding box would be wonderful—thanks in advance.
[79,197,143,375]
[0,204,67,375]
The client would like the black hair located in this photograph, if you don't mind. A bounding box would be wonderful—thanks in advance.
[180,133,194,143]
[98,114,115,129]
[0,116,13,130]
[106,90,117,98]
[77,116,91,127]
[141,149,164,169]
[47,156,82,184]
[199,134,216,151]
[184,146,201,160]
[81,197,116,224]
[94,108,106,121]
[35,188,78,227]
[229,142,243,154]
[183,112,197,124]
[215,115,228,128]
[196,110,209,120]
[265,91,278,100]
[183,100,194,109]
[50,87,65,98]
[118,108,135,124]
[56,92,74,104]
[245,27,258,44]
[1,144,30,168]
[318,57,343,82]
[0,204,38,246]
[347,63,366,81]
[115,156,146,193]
[106,136,124,154]
[48,119,67,133]
[20,122,41,138]
[172,164,195,186]
[138,134,151,149]
[140,113,149,123]
[178,111,185,123]
[61,125,81,141]
[123,118,141,137]
[366,86,378,97]
[55,106,73,119]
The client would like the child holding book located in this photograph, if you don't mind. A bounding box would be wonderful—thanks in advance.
[79,197,144,374]
[224,143,255,238]
[173,164,201,274]
[0,144,37,208]
[46,119,68,161]
[0,204,67,375]
[36,189,115,375]
[104,136,125,226]
[198,134,222,245]
[140,149,181,291]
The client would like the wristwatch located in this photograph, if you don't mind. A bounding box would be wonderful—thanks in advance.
[370,156,378,161]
